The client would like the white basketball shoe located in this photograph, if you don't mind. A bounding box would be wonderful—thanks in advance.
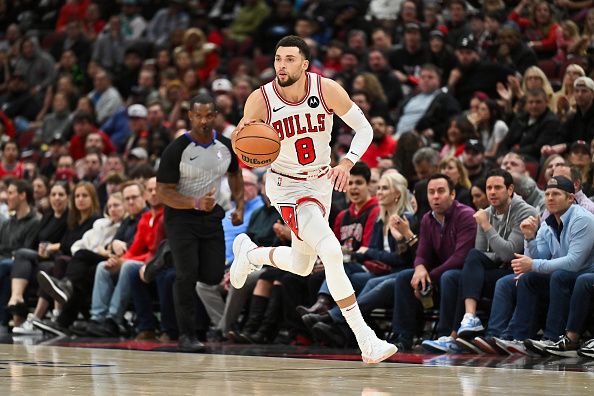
[230,233,260,289]
[358,328,398,364]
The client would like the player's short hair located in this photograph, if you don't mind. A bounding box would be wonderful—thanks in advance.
[275,35,311,62]
[350,162,371,183]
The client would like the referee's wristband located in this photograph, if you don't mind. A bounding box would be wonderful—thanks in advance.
[194,197,201,210]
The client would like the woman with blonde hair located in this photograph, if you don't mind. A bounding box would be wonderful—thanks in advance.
[551,64,586,120]
[439,156,472,207]
[521,66,555,107]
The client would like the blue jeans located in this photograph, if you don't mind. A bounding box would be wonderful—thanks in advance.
[485,273,517,337]
[566,273,594,334]
[462,249,512,302]
[436,269,464,337]
[329,271,402,323]
[0,258,14,325]
[392,268,422,341]
[129,266,178,337]
[90,260,143,322]
[543,270,582,339]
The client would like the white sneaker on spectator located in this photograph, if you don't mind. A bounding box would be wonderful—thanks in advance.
[230,233,260,289]
[358,328,398,364]
[457,314,484,337]
[12,314,42,335]
[455,337,484,354]
[494,338,532,355]
[524,338,556,355]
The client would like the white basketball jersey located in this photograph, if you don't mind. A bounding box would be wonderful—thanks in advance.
[260,72,333,174]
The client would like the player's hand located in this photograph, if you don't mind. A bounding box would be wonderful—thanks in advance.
[232,119,258,144]
[327,159,353,192]
[197,187,216,212]
[231,207,244,226]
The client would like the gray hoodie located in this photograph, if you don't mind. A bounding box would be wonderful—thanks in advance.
[475,193,538,264]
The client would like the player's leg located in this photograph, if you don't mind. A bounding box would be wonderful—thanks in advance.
[292,202,399,362]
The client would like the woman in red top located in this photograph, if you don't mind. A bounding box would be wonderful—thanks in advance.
[508,0,560,60]
[0,140,23,179]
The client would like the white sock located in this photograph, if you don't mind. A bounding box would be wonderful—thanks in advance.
[463,313,476,320]
[247,246,291,270]
[341,301,369,338]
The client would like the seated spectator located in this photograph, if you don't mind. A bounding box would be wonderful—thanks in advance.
[470,178,489,210]
[508,0,560,61]
[543,272,594,358]
[512,172,545,214]
[360,115,396,169]
[14,37,56,99]
[498,88,561,162]
[440,115,477,159]
[351,73,390,118]
[87,70,123,124]
[484,176,594,355]
[542,164,594,218]
[495,25,537,75]
[69,112,116,161]
[439,156,472,207]
[430,169,537,353]
[474,99,508,159]
[412,147,440,219]
[540,154,566,187]
[8,182,69,334]
[0,140,24,179]
[395,63,460,142]
[36,92,73,146]
[0,180,41,332]
[32,175,50,213]
[365,49,403,110]
[566,142,592,189]
[464,140,492,185]
[84,177,163,337]
[553,77,594,154]
[391,174,476,351]
[391,22,430,93]
[551,64,586,122]
[92,15,128,73]
[147,1,190,48]
[427,29,456,83]
[448,36,512,109]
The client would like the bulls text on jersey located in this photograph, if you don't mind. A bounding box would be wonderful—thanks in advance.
[271,113,326,141]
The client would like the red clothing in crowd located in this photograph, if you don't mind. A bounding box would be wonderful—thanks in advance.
[122,207,164,263]
[0,161,24,179]
[360,135,397,169]
[0,111,16,139]
[56,0,91,31]
[508,11,560,54]
[333,196,380,248]
[69,128,116,161]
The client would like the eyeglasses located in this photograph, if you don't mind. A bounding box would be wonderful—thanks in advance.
[124,195,141,201]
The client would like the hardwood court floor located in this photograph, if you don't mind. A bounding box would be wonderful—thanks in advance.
[1,343,594,396]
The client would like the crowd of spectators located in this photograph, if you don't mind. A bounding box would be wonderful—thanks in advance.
[0,0,594,358]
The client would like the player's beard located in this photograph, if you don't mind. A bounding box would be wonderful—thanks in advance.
[277,73,298,87]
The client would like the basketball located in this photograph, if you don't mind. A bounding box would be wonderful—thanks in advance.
[233,122,281,167]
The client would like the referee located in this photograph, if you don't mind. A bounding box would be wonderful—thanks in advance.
[157,94,244,352]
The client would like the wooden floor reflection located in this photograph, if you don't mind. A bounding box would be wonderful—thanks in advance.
[1,344,593,395]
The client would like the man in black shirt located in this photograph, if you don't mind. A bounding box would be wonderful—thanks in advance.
[157,94,245,352]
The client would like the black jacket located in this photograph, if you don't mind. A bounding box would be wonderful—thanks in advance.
[499,109,561,161]
[561,104,594,144]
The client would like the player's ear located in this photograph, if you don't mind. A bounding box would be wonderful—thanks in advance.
[303,59,309,71]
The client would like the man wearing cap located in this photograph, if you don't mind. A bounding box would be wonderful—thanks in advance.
[122,104,150,156]
[475,176,594,354]
[541,164,594,219]
[427,28,457,82]
[448,35,513,109]
[463,139,491,185]
[391,22,430,91]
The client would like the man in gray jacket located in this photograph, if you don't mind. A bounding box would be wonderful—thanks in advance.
[423,168,537,353]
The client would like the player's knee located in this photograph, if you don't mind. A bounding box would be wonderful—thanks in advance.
[315,234,342,266]
[292,255,316,277]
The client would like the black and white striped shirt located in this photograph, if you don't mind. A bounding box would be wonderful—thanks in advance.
[157,131,238,217]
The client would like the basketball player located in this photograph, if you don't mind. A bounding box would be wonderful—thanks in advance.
[230,36,397,363]
[157,94,245,352]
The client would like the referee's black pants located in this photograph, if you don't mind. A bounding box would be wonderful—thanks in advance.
[165,206,226,338]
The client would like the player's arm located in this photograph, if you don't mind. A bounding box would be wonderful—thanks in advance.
[322,77,373,191]
[230,89,268,150]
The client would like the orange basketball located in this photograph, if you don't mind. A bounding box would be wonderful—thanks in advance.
[233,122,281,167]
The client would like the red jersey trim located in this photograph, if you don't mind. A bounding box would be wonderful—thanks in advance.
[272,72,311,106]
[317,74,333,115]
[260,86,272,124]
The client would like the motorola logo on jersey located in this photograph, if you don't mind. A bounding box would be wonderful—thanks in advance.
[271,113,326,141]
[307,96,320,108]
